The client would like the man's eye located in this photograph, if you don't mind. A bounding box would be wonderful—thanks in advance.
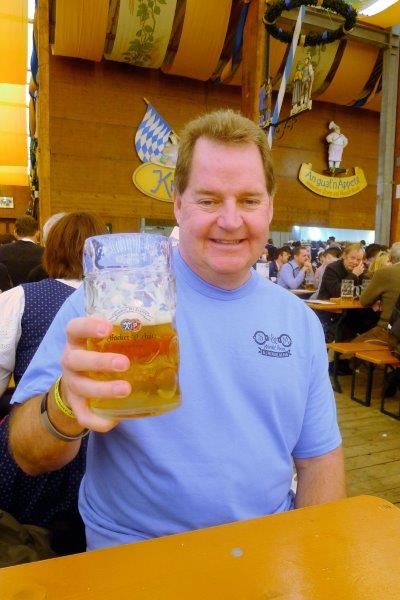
[242,198,261,208]
[198,199,217,208]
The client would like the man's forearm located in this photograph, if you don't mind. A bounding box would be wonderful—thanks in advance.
[9,392,83,476]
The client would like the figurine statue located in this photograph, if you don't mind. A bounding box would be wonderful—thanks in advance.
[290,62,303,115]
[300,55,314,110]
[326,121,348,173]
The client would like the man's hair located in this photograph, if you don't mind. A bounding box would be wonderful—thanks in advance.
[343,243,364,256]
[365,243,383,261]
[174,109,275,196]
[42,212,66,244]
[43,212,105,279]
[326,246,342,259]
[390,242,400,264]
[14,215,38,237]
[278,246,291,257]
[294,245,309,256]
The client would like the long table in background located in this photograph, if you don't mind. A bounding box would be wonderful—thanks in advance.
[1,496,400,599]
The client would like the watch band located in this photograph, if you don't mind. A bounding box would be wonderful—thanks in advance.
[40,392,89,442]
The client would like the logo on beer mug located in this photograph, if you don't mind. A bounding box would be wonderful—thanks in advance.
[121,318,142,332]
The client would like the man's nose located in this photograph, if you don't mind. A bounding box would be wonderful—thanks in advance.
[217,202,243,229]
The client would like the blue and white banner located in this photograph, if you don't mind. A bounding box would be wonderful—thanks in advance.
[268,5,306,148]
[135,104,172,163]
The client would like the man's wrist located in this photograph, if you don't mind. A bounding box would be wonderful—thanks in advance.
[40,392,89,442]
[46,378,88,439]
[53,376,75,418]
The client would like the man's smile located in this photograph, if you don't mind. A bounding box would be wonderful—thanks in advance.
[210,239,244,245]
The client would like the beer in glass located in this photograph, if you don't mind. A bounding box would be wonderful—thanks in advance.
[83,233,180,418]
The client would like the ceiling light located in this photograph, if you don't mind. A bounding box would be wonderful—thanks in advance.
[359,0,399,16]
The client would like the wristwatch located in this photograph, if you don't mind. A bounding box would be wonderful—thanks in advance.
[40,392,89,442]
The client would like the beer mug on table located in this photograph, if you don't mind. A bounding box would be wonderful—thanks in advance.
[340,279,354,301]
[304,270,316,291]
[83,233,180,419]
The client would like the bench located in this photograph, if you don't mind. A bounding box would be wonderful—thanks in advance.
[351,349,400,410]
[326,341,389,397]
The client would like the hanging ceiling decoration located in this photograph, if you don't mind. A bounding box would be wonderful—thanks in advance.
[263,0,358,47]
[48,0,400,113]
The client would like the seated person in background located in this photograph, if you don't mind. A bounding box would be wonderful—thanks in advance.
[8,109,345,552]
[310,247,342,300]
[26,212,66,283]
[318,243,365,300]
[355,243,400,344]
[364,243,388,269]
[265,238,277,261]
[315,247,342,287]
[0,212,105,399]
[365,249,391,280]
[278,245,314,290]
[0,212,105,561]
[269,246,291,281]
[318,243,377,341]
[0,216,43,286]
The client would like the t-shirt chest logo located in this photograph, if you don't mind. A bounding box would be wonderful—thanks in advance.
[253,330,292,357]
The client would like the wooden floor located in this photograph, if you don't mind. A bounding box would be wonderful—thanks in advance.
[336,368,400,507]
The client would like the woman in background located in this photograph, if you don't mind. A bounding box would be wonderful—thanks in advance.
[0,212,104,563]
[366,250,391,280]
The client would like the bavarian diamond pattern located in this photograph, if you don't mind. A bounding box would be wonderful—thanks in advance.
[135,104,172,163]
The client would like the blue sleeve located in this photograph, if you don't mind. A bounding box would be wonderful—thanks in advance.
[292,308,342,458]
[11,286,85,405]
[278,263,305,289]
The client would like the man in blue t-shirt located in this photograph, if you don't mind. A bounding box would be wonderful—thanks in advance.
[9,110,345,550]
[278,245,315,290]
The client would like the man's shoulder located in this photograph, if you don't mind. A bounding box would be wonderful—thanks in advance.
[281,260,294,271]
[376,263,400,285]
[325,260,342,274]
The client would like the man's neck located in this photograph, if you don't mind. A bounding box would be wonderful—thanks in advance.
[17,236,37,243]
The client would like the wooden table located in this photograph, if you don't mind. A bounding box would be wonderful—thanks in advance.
[327,341,388,354]
[290,288,315,297]
[306,298,363,313]
[2,496,400,599]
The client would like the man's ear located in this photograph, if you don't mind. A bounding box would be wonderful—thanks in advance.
[174,191,182,225]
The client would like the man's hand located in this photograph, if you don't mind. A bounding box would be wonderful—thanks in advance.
[302,259,312,272]
[60,317,131,433]
[352,262,364,277]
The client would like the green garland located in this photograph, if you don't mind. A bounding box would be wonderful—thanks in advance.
[263,0,357,47]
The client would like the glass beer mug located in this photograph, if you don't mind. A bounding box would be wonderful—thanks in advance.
[83,233,180,418]
[340,279,354,301]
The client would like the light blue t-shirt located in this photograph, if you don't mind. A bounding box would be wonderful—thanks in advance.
[13,250,341,550]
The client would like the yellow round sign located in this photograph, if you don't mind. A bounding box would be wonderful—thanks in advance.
[299,163,367,198]
[132,163,175,203]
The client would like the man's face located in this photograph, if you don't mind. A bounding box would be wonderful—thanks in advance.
[281,251,290,264]
[343,250,364,272]
[174,138,273,289]
[295,249,309,267]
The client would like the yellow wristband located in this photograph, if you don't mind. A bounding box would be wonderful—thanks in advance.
[53,376,76,419]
